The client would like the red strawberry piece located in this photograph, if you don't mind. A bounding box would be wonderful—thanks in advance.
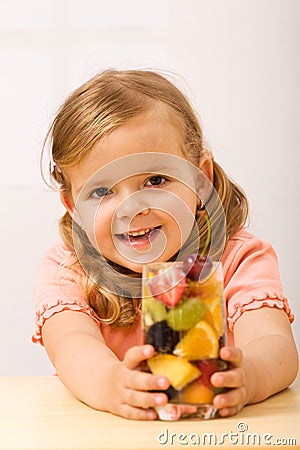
[195,359,227,389]
[148,266,186,307]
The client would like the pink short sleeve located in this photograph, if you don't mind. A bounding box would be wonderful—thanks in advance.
[221,229,294,332]
[32,242,100,345]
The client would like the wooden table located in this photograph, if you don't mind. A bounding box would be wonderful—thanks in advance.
[0,376,299,449]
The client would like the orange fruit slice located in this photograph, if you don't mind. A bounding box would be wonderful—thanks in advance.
[147,354,200,390]
[181,382,214,404]
[187,274,222,300]
[173,320,219,360]
[203,297,224,337]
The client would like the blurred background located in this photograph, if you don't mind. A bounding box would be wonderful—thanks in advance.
[0,0,299,375]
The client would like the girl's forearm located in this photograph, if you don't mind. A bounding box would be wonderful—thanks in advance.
[52,331,120,410]
[242,333,299,405]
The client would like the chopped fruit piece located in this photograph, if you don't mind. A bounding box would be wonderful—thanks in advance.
[148,266,186,307]
[181,382,214,404]
[202,297,224,337]
[147,354,200,390]
[164,386,178,401]
[146,321,180,353]
[143,296,168,323]
[187,272,222,300]
[183,254,213,281]
[194,359,228,390]
[167,297,207,331]
[173,320,219,360]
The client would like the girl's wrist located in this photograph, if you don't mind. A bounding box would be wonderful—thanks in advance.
[241,354,271,405]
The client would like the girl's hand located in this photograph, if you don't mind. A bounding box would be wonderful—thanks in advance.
[108,345,170,420]
[211,346,247,417]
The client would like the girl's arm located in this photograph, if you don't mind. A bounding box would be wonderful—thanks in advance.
[42,310,170,419]
[234,307,298,402]
[211,307,299,416]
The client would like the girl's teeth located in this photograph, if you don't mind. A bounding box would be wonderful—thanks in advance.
[128,228,151,237]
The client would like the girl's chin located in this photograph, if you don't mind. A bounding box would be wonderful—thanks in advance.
[104,249,180,274]
[128,264,143,274]
[106,257,144,275]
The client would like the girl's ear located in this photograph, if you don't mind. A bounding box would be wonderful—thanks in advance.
[199,153,214,184]
[60,191,83,227]
[197,153,214,207]
[60,191,75,216]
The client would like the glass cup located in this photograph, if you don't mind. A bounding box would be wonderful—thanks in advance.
[142,259,227,420]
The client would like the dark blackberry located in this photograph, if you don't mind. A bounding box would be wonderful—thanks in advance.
[148,386,177,400]
[165,386,178,401]
[218,335,225,349]
[146,320,180,353]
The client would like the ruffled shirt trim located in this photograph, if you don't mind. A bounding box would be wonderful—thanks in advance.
[227,289,294,331]
[32,299,101,346]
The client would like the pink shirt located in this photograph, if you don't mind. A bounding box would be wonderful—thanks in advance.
[32,228,294,360]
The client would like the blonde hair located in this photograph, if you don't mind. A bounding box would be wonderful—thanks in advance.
[45,69,249,327]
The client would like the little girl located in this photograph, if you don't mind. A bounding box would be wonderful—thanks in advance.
[33,69,298,420]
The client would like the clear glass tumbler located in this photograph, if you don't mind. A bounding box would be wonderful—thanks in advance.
[142,260,227,420]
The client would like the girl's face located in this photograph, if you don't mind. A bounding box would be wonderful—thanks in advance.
[61,113,212,273]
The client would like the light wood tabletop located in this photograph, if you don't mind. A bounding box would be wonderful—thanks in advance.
[0,376,299,450]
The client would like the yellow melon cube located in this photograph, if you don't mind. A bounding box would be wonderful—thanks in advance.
[147,354,200,390]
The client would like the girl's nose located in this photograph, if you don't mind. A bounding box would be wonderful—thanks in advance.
[114,191,151,220]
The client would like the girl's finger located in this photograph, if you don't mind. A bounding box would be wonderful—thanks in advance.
[124,369,169,391]
[211,367,245,388]
[123,345,155,370]
[218,404,243,418]
[219,346,243,366]
[124,388,168,409]
[213,386,247,410]
[118,403,158,421]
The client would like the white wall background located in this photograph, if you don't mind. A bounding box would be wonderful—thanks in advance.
[0,0,299,375]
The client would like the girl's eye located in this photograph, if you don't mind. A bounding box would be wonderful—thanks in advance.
[90,187,112,198]
[146,176,167,186]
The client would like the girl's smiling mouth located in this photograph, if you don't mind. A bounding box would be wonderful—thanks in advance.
[115,226,162,250]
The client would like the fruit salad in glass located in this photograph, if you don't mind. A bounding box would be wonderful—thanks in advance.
[142,255,227,420]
